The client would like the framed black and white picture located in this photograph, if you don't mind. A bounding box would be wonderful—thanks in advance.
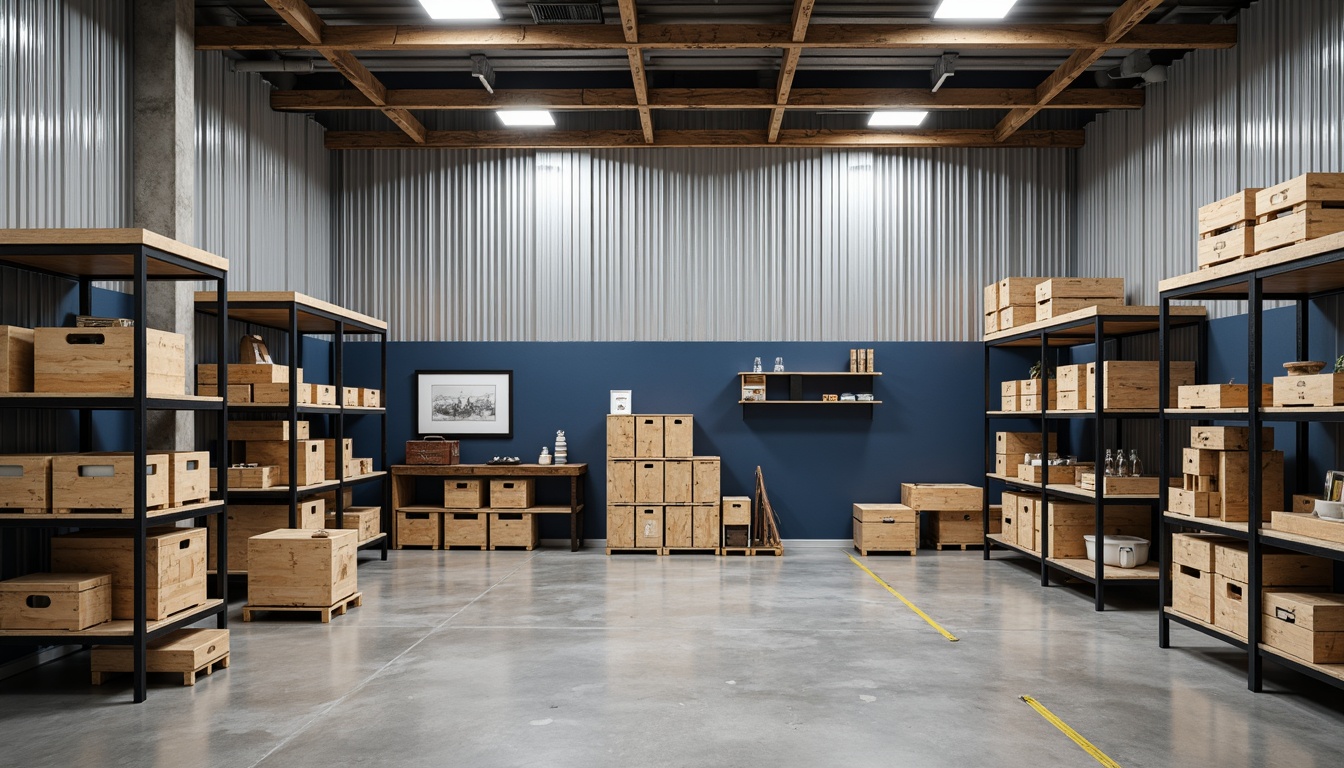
[415,370,514,438]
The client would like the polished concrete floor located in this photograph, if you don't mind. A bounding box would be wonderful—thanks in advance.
[1,546,1342,767]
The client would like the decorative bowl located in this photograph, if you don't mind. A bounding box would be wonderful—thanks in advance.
[1283,361,1327,376]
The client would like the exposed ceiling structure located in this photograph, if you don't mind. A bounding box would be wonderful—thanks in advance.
[195,1,1247,149]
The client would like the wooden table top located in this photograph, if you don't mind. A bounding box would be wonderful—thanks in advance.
[391,463,588,477]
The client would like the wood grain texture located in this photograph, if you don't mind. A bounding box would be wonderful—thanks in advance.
[0,228,228,272]
[263,0,324,44]
[618,3,653,143]
[193,290,388,331]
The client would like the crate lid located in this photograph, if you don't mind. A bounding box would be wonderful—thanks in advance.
[0,573,111,592]
[853,503,915,522]
[250,528,358,542]
[1262,592,1344,632]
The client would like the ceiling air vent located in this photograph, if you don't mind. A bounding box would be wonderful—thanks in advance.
[528,3,604,24]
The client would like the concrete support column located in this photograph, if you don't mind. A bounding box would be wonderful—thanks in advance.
[133,0,195,450]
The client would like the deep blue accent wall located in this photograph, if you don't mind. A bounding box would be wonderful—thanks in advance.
[344,342,985,540]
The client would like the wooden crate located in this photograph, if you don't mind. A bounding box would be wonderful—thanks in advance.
[166,451,211,506]
[1261,592,1344,663]
[995,431,1058,456]
[692,458,721,504]
[1253,174,1344,254]
[983,283,1000,315]
[251,382,312,405]
[634,461,664,504]
[51,453,170,513]
[1189,425,1274,451]
[1076,473,1159,496]
[245,440,325,487]
[207,500,324,570]
[1271,511,1344,546]
[443,511,488,549]
[1198,227,1257,269]
[606,415,635,458]
[607,461,635,504]
[1273,372,1344,407]
[1035,296,1125,322]
[1214,542,1332,587]
[229,421,309,442]
[1078,361,1196,409]
[396,510,440,548]
[1169,487,1221,518]
[984,311,999,336]
[1177,383,1272,409]
[1016,495,1038,551]
[899,483,982,512]
[1215,450,1284,522]
[1172,563,1215,623]
[1034,277,1125,303]
[852,503,917,555]
[634,506,664,548]
[1039,503,1148,559]
[998,493,1019,545]
[997,305,1035,330]
[0,454,53,513]
[998,277,1046,308]
[635,415,665,458]
[34,327,185,396]
[248,528,358,607]
[443,479,486,508]
[693,505,720,548]
[927,510,996,548]
[1182,447,1220,477]
[663,505,695,548]
[341,387,360,407]
[490,479,535,509]
[1057,364,1090,392]
[0,325,34,393]
[322,438,354,480]
[359,388,381,407]
[326,506,381,543]
[198,363,298,386]
[1019,378,1055,397]
[1171,533,1234,572]
[51,527,206,620]
[1000,393,1020,411]
[308,384,337,406]
[607,505,635,548]
[1213,575,1253,639]
[1000,380,1021,399]
[1017,464,1076,485]
[91,628,229,686]
[214,465,275,491]
[664,460,693,504]
[722,496,751,526]
[664,415,694,457]
[1019,393,1057,411]
[0,573,111,630]
[1197,189,1261,268]
[197,382,252,402]
[995,453,1025,476]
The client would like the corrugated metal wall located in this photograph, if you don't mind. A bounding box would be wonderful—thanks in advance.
[339,147,1075,341]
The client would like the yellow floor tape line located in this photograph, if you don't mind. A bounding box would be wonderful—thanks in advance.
[1020,696,1123,768]
[846,554,958,642]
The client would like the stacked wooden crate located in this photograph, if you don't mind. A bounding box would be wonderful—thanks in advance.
[197,362,299,404]
[1034,278,1125,322]
[994,431,1057,478]
[989,277,1045,333]
[1197,189,1260,269]
[1169,426,1282,523]
[1253,173,1344,255]
[1053,361,1196,411]
[205,499,325,572]
[606,414,721,555]
[901,483,994,550]
[235,421,326,488]
[0,450,210,516]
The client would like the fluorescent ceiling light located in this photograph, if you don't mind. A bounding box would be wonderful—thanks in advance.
[417,0,501,21]
[497,110,555,127]
[868,111,929,128]
[934,0,1019,20]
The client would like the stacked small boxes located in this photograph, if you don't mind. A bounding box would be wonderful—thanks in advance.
[240,426,325,488]
[606,414,720,554]
[1170,426,1282,523]
[995,431,1058,478]
[1198,189,1260,269]
[900,483,992,550]
[1034,278,1125,322]
[197,362,299,404]
[993,277,1046,333]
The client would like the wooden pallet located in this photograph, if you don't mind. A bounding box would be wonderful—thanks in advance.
[51,503,171,516]
[443,544,488,551]
[721,545,785,557]
[0,508,45,515]
[488,544,537,551]
[606,547,660,556]
[91,653,230,687]
[854,546,916,557]
[662,547,718,556]
[928,542,985,551]
[243,592,362,623]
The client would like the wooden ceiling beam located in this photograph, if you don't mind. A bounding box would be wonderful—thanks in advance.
[617,0,653,143]
[325,128,1085,150]
[768,0,816,143]
[262,0,323,45]
[196,23,1236,52]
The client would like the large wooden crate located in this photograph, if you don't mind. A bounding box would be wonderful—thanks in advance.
[692,505,720,548]
[443,511,487,549]
[899,483,982,511]
[91,628,229,686]
[322,438,354,480]
[1189,425,1274,451]
[998,277,1046,308]
[490,479,535,509]
[206,500,325,571]
[692,458,721,504]
[634,461,664,504]
[1036,296,1125,322]
[663,505,695,548]
[443,479,486,508]
[396,510,441,548]
[995,431,1058,456]
[489,512,539,550]
[51,453,170,513]
[166,451,211,506]
[634,506,664,548]
[927,510,998,548]
[607,505,635,548]
[1272,372,1344,407]
[33,327,185,396]
[0,573,111,630]
[244,440,325,487]
[635,415,665,458]
[1040,503,1148,559]
[228,420,309,442]
[664,415,694,457]
[606,415,635,458]
[0,325,34,393]
[1254,173,1344,255]
[853,503,917,555]
[1214,450,1284,522]
[0,454,54,513]
[607,461,635,504]
[248,528,358,608]
[1198,189,1261,269]
[50,527,206,620]
[1079,361,1195,409]
[1261,592,1344,663]
[1172,563,1215,623]
[664,460,693,504]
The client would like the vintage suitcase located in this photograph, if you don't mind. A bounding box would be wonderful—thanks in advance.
[405,436,461,465]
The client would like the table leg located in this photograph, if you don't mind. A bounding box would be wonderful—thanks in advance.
[570,476,579,552]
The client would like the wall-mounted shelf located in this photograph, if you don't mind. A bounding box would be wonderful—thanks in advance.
[737,370,880,414]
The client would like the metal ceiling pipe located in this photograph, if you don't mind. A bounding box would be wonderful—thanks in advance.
[232,60,315,74]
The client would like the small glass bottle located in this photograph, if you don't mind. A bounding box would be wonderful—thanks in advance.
[1103,449,1115,476]
[1114,447,1128,477]
[753,357,762,373]
[774,356,785,372]
[1129,449,1142,477]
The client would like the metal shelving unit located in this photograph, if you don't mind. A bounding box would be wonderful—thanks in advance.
[983,305,1207,610]
[194,292,390,561]
[0,228,231,703]
[1159,231,1344,693]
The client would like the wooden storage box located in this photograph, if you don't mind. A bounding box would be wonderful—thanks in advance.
[1019,379,1055,397]
[443,479,486,508]
[307,384,336,406]
[998,277,1046,308]
[489,512,539,550]
[1198,189,1261,268]
[1177,383,1271,409]
[983,283,999,315]
[1172,563,1215,623]
[207,500,324,571]
[359,388,381,407]
[342,387,360,407]
[1000,393,1020,412]
[443,511,488,548]
[326,506,379,542]
[927,510,997,548]
[1189,425,1274,451]
[490,478,535,509]
[995,431,1058,456]
[635,415,665,457]
[1182,447,1220,477]
[245,440,325,487]
[1261,592,1344,663]
[1214,543,1332,587]
[1034,277,1125,304]
[1020,393,1057,411]
[692,458,721,504]
[1170,533,1234,572]
[91,628,228,686]
[995,454,1025,477]
[984,311,999,336]
[998,493,1019,545]
[1255,207,1344,255]
[664,460,693,504]
[1076,473,1159,496]
[899,483,982,511]
[198,363,298,386]
[693,506,720,548]
[852,503,917,555]
[607,505,634,548]
[248,528,358,607]
[0,454,54,513]
[0,573,111,630]
[251,382,312,405]
[1016,495,1038,551]
[1215,450,1284,523]
[405,437,460,465]
[323,438,354,480]
[998,305,1035,330]
[0,325,34,393]
[1199,189,1260,233]
[1017,464,1075,485]
[1081,361,1195,410]
[633,506,664,548]
[722,496,751,526]
[34,327,186,396]
[1040,503,1148,559]
[1036,296,1124,322]
[396,511,441,548]
[632,461,664,504]
[607,461,635,504]
[166,451,211,506]
[663,505,695,548]
[606,415,635,458]
[1271,511,1344,546]
[212,465,276,491]
[197,382,252,402]
[228,420,309,442]
[1057,364,1089,392]
[1273,373,1344,407]
[1169,487,1221,518]
[51,453,170,513]
[50,527,206,620]
[663,415,694,457]
[1199,226,1257,268]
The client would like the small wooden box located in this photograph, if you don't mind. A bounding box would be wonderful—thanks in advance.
[229,421,310,442]
[663,505,694,548]
[634,506,663,548]
[899,483,982,512]
[0,573,111,630]
[995,431,1058,456]
[1198,226,1256,268]
[250,382,312,405]
[1262,592,1344,664]
[51,527,206,620]
[323,438,354,480]
[1001,380,1021,398]
[1077,473,1159,496]
[1182,447,1220,476]
[248,528,358,607]
[1017,464,1075,485]
[852,503,917,555]
[206,500,325,571]
[310,384,338,406]
[1271,511,1344,546]
[1216,450,1284,522]
[51,453,170,513]
[91,628,229,686]
[1000,394,1020,412]
[664,415,694,457]
[217,465,275,490]
[1019,393,1057,411]
[635,416,665,458]
[998,277,1046,308]
[1057,364,1089,392]
[359,388,381,407]
[995,454,1025,477]
[634,461,664,504]
[997,305,1035,330]
[1189,425,1273,451]
[606,415,635,458]
[490,479,535,509]
[245,440,325,487]
[197,363,298,386]
[0,454,54,512]
[1177,383,1271,409]
[607,461,635,504]
[405,438,459,465]
[1034,277,1125,303]
[1085,361,1195,410]
[443,479,486,508]
[34,327,186,396]
[396,511,441,548]
[998,493,1019,545]
[1200,188,1261,234]
[1169,488,1221,518]
[0,325,35,393]
[693,506,720,548]
[1172,563,1215,623]
[1019,379,1055,397]
[1016,495,1038,550]
[1035,296,1124,322]
[984,311,999,336]
[339,387,358,407]
[1273,373,1344,407]
[664,460,693,504]
[165,451,211,507]
[722,496,751,526]
[1171,533,1233,572]
[692,458,721,504]
[443,511,488,548]
[326,506,381,543]
[607,505,634,548]
[489,512,538,549]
